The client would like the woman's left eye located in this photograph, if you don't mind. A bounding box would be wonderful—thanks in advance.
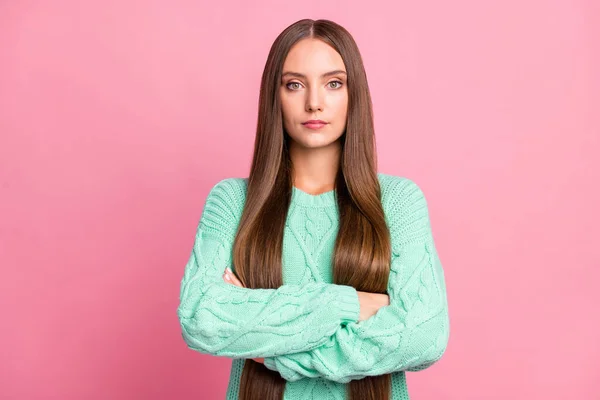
[328,81,343,89]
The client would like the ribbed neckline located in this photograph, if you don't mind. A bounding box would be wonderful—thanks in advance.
[290,174,385,207]
[291,185,337,207]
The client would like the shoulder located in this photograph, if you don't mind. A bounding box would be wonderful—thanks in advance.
[377,172,432,244]
[207,177,248,203]
[377,172,428,211]
[201,177,248,227]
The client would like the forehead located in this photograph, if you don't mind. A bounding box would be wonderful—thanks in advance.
[282,38,345,73]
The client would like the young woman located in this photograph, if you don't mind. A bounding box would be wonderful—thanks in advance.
[177,19,450,400]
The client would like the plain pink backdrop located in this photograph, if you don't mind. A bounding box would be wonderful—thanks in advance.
[1,1,599,399]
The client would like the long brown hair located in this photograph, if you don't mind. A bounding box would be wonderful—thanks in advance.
[232,18,392,400]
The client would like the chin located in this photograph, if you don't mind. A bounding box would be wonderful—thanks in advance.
[287,129,343,149]
[303,139,340,149]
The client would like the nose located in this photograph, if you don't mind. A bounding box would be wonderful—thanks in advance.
[305,86,324,113]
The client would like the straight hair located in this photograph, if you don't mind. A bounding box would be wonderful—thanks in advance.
[233,18,392,400]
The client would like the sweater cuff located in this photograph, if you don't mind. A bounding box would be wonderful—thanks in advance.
[263,357,277,372]
[332,284,360,323]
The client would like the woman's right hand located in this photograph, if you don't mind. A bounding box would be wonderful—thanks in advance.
[356,291,390,322]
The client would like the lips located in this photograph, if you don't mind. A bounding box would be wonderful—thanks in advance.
[303,123,327,129]
[302,120,328,130]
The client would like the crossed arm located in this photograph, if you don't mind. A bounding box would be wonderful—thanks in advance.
[177,179,363,359]
[178,177,449,383]
[264,237,449,383]
[225,237,448,382]
[222,270,390,364]
[221,178,450,383]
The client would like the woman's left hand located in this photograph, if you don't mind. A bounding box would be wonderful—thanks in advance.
[223,267,265,365]
[223,267,245,288]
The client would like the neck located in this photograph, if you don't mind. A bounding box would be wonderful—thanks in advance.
[289,139,342,194]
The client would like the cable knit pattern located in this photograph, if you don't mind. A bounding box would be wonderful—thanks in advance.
[177,173,449,400]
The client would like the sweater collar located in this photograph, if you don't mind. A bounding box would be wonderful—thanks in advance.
[290,173,384,207]
[291,185,337,207]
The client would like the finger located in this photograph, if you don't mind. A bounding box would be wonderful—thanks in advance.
[229,271,245,288]
[223,271,237,285]
[223,270,236,285]
[224,268,244,288]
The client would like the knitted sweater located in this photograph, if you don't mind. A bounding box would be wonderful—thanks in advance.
[177,173,450,399]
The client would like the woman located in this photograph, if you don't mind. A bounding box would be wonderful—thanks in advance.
[177,18,450,400]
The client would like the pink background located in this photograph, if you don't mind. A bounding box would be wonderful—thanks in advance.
[1,1,599,399]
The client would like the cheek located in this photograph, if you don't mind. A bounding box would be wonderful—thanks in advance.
[330,92,347,109]
[333,99,348,119]
[281,104,293,124]
[279,95,294,119]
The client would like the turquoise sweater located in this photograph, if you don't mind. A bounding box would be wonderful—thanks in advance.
[177,173,450,399]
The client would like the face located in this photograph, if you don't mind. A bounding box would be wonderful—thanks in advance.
[279,38,348,150]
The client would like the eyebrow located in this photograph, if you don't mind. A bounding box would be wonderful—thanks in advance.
[281,70,347,79]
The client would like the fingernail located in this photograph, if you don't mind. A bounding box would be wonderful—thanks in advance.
[227,267,232,273]
[224,274,230,281]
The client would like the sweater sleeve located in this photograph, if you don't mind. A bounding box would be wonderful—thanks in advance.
[177,178,361,359]
[262,177,450,382]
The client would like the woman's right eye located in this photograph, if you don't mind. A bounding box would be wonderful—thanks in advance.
[286,82,301,90]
